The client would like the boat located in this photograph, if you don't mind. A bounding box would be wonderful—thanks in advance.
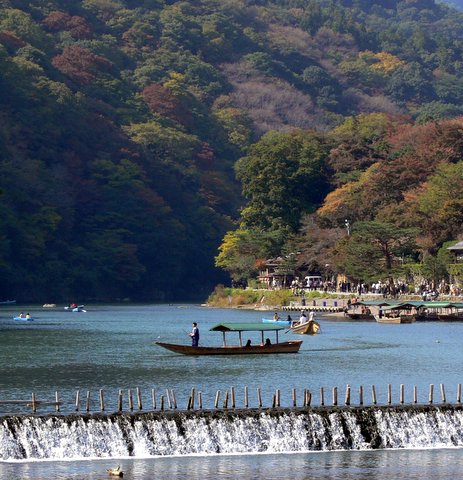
[64,304,86,312]
[155,323,303,355]
[262,318,291,326]
[13,316,34,322]
[289,319,321,335]
[374,312,416,324]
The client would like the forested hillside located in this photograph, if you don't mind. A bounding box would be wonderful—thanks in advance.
[1,0,463,301]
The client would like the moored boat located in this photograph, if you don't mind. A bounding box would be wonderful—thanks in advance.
[155,322,303,355]
[374,313,416,324]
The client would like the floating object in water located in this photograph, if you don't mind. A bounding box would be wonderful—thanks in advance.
[107,465,123,477]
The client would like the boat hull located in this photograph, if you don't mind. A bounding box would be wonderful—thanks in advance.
[262,318,291,326]
[155,340,303,355]
[374,315,415,324]
[290,320,321,335]
[13,317,34,322]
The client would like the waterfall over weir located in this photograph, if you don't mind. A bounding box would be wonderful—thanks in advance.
[2,405,463,461]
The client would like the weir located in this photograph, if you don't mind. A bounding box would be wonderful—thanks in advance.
[2,404,463,460]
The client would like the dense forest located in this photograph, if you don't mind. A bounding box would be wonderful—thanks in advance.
[1,0,463,301]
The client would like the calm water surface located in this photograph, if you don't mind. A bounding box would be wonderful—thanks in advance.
[1,303,462,478]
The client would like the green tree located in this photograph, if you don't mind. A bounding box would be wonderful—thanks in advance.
[235,130,330,234]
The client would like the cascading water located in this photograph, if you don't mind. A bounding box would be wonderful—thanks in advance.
[2,406,463,461]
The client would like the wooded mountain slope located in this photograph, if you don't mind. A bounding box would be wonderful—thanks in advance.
[1,0,463,300]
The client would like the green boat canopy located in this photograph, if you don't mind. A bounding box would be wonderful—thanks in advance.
[210,323,286,332]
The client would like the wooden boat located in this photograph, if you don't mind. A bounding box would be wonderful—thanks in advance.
[374,314,415,324]
[155,322,303,355]
[289,320,321,335]
[262,318,291,326]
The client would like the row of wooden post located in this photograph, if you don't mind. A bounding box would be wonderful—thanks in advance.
[23,383,463,413]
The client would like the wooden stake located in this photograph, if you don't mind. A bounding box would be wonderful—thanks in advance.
[86,391,90,412]
[332,386,338,406]
[152,389,156,410]
[55,391,60,413]
[118,390,123,412]
[359,385,363,406]
[440,383,446,403]
[276,389,280,407]
[345,385,351,406]
[413,385,417,404]
[31,392,36,413]
[429,384,434,404]
[292,388,297,407]
[198,391,203,409]
[166,389,172,409]
[231,386,235,408]
[160,395,164,411]
[387,384,392,405]
[257,387,262,408]
[458,384,461,404]
[171,389,177,409]
[214,391,220,409]
[320,387,325,406]
[400,384,404,404]
[190,388,195,410]
[223,390,229,409]
[371,385,377,405]
[245,386,249,408]
[75,390,80,412]
[99,389,104,411]
[128,389,133,411]
[137,387,142,411]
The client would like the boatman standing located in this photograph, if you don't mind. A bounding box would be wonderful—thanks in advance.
[189,322,200,347]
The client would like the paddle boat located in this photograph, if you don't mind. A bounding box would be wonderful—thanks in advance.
[155,323,303,355]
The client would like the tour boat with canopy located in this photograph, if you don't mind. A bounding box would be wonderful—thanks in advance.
[155,322,303,355]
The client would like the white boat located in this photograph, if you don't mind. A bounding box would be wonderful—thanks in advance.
[64,304,86,312]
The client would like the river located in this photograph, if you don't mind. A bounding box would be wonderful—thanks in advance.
[1,303,463,478]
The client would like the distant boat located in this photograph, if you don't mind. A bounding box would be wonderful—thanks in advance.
[374,313,415,324]
[13,316,34,322]
[64,304,86,312]
[262,318,291,326]
[155,322,303,355]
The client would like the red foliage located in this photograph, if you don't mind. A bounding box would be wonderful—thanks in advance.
[52,46,111,85]
[142,84,192,127]
[42,12,92,39]
[0,31,26,53]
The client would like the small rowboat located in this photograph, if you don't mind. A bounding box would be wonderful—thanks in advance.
[262,318,291,326]
[155,323,303,355]
[289,320,321,335]
[13,316,34,322]
[64,305,86,312]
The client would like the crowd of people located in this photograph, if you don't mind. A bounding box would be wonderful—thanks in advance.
[285,277,463,299]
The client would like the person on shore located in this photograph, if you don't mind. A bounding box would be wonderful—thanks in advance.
[189,322,200,347]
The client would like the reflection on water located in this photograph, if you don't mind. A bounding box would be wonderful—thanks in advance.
[2,449,463,480]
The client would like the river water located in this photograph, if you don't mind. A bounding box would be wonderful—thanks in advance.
[1,303,463,478]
